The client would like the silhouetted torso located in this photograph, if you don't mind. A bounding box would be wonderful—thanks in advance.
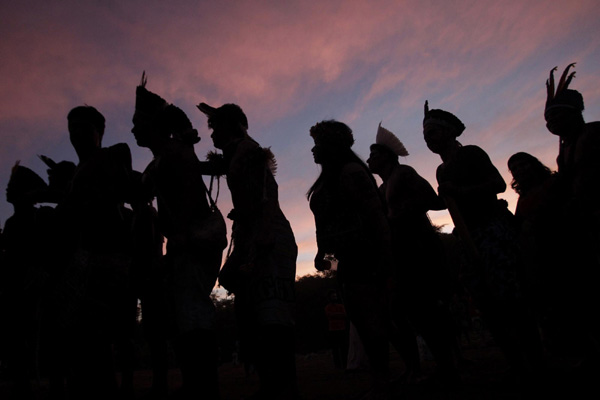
[436,145,503,230]
[61,143,133,254]
[310,162,390,284]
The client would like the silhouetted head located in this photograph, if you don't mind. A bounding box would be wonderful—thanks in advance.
[367,123,408,174]
[197,103,248,150]
[307,120,376,200]
[423,101,464,155]
[6,162,48,206]
[133,73,200,148]
[544,64,585,137]
[309,120,354,165]
[367,144,396,174]
[68,105,105,156]
[508,152,553,195]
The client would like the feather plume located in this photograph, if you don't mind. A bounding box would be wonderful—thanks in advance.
[263,147,278,175]
[376,123,408,157]
[11,160,21,177]
[546,66,557,102]
[38,154,57,169]
[140,71,147,88]
[556,63,576,93]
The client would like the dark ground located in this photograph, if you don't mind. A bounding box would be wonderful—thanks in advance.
[1,328,597,400]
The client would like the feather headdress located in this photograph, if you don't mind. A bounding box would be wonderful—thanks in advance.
[546,63,576,107]
[376,123,408,156]
[423,100,465,136]
[135,71,168,118]
[545,63,583,112]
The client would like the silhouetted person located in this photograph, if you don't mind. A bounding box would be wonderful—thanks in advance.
[129,170,169,399]
[34,156,76,400]
[308,120,393,399]
[133,74,224,399]
[56,105,134,399]
[423,102,543,381]
[542,63,600,364]
[198,102,297,400]
[508,153,559,325]
[0,163,53,400]
[367,124,458,386]
[324,290,348,369]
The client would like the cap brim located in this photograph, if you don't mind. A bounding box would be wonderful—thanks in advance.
[197,102,216,116]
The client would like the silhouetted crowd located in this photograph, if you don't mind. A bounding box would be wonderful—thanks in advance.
[1,64,599,400]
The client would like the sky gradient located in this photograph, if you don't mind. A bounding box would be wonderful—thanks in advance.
[2,0,600,278]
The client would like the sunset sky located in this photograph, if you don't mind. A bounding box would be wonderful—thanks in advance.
[2,0,600,278]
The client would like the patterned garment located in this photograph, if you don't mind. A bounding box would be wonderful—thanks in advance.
[462,214,522,303]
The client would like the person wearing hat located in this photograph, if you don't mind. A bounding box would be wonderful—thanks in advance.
[132,74,223,399]
[367,124,458,386]
[542,64,600,365]
[423,102,544,381]
[308,119,393,399]
[198,102,298,400]
[1,163,54,399]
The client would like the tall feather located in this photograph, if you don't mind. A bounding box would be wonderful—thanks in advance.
[11,160,21,177]
[556,63,576,94]
[546,66,557,103]
[140,71,147,88]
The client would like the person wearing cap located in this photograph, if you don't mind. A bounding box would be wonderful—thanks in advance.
[423,102,544,381]
[542,64,600,363]
[198,102,298,400]
[367,124,458,386]
[308,119,393,399]
[132,75,223,399]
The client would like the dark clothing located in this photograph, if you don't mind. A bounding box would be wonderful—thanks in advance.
[220,137,297,327]
[309,162,391,284]
[219,136,297,399]
[60,144,133,254]
[53,143,134,400]
[379,163,457,381]
[310,161,392,385]
[143,141,221,336]
[436,144,543,373]
[436,145,504,230]
[0,205,55,393]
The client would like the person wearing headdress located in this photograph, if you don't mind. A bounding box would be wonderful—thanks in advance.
[308,120,393,399]
[544,64,600,242]
[132,74,224,399]
[52,104,135,400]
[367,124,458,386]
[0,163,54,399]
[542,64,600,364]
[198,102,297,400]
[423,102,544,381]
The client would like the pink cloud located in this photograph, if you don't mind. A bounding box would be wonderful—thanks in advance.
[2,0,600,276]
